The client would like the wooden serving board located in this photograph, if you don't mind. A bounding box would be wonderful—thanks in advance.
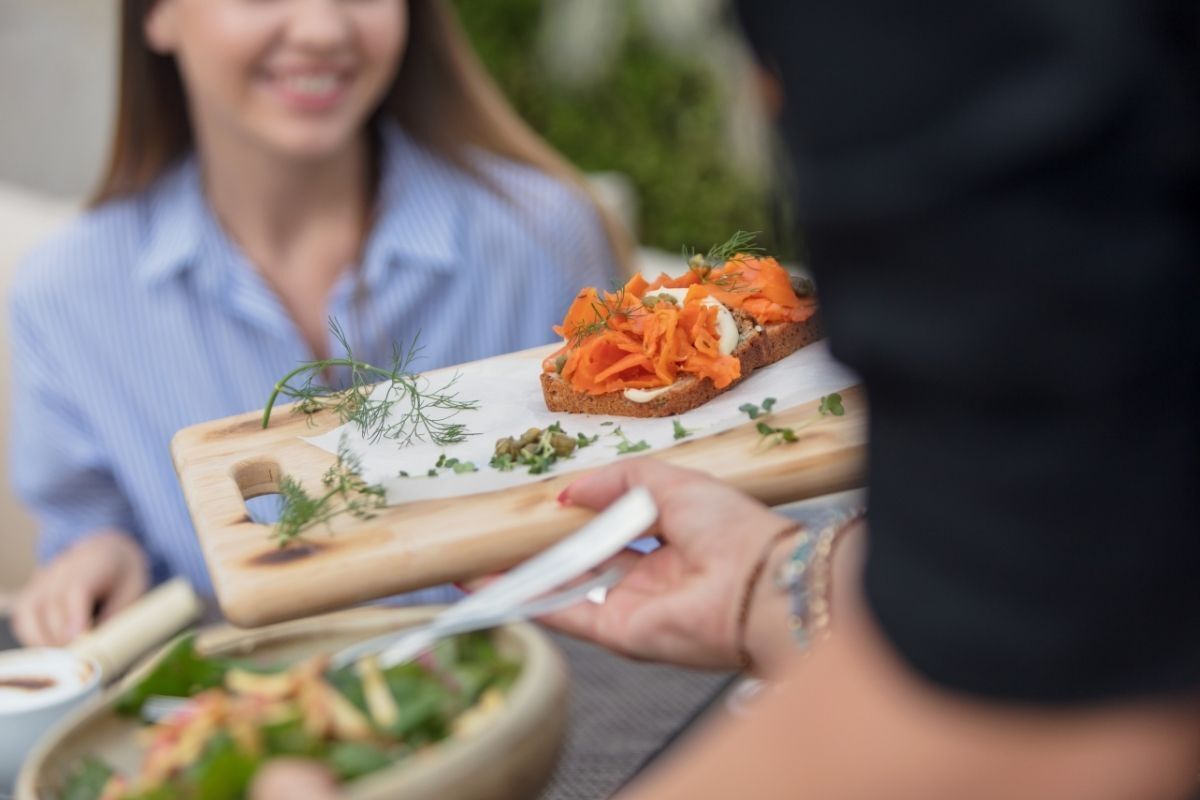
[171,344,867,627]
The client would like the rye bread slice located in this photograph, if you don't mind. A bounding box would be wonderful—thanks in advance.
[539,310,824,418]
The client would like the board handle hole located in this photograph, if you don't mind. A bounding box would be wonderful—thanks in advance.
[232,459,282,500]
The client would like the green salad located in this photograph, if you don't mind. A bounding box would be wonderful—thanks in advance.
[62,633,520,800]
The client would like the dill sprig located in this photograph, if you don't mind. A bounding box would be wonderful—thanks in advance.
[706,230,765,265]
[262,319,478,446]
[567,286,645,346]
[682,230,765,291]
[272,437,386,548]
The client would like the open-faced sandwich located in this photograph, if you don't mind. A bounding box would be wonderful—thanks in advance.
[541,234,821,417]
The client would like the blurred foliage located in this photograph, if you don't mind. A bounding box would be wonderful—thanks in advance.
[451,0,788,257]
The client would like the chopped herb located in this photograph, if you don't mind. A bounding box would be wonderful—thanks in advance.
[262,318,478,447]
[600,421,615,427]
[576,432,599,447]
[762,397,777,412]
[427,468,438,477]
[273,437,386,548]
[672,419,693,440]
[553,354,567,373]
[397,470,409,478]
[451,461,478,474]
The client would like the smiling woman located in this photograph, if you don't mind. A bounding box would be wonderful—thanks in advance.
[8,0,625,648]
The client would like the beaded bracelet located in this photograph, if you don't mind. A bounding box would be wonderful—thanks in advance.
[735,507,865,670]
[735,522,802,671]
[779,507,866,650]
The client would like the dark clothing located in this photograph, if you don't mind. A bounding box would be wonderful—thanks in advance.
[738,0,1200,702]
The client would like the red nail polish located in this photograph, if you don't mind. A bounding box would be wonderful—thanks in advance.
[556,489,570,505]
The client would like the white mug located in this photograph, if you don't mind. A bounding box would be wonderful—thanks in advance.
[0,579,202,791]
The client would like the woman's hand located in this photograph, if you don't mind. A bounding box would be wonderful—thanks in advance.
[12,529,149,646]
[541,458,802,671]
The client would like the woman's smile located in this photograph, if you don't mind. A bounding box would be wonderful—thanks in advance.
[260,65,355,114]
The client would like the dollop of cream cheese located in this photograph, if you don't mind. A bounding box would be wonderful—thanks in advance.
[623,385,675,403]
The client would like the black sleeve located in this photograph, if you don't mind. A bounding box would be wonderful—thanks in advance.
[738,0,1200,702]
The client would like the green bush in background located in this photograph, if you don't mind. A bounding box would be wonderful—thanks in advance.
[452,0,788,257]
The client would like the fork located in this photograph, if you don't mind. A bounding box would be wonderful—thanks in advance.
[138,566,624,724]
[141,487,656,722]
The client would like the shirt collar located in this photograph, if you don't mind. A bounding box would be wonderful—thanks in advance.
[134,156,207,288]
[135,123,464,289]
[361,121,463,286]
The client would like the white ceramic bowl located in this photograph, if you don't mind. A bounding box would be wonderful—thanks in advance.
[0,648,101,791]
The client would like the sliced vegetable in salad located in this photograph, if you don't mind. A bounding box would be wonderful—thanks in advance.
[62,633,519,800]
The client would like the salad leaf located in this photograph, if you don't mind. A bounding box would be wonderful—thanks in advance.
[262,716,323,758]
[327,742,398,781]
[62,758,113,800]
[116,635,229,716]
[185,733,262,800]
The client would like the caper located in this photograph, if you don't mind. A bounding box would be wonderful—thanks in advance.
[550,433,577,456]
[494,437,516,457]
[518,428,542,447]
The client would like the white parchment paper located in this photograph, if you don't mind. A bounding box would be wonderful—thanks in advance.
[305,341,858,505]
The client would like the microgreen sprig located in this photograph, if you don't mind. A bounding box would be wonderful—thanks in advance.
[739,397,777,420]
[753,392,847,450]
[672,419,693,440]
[262,319,478,447]
[611,426,651,455]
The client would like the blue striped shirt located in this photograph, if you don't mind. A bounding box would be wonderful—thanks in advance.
[8,123,617,604]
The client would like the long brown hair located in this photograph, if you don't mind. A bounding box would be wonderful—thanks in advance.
[93,0,633,272]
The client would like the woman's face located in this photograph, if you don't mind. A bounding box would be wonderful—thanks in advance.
[145,0,407,161]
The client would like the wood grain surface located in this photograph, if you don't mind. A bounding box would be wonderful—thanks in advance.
[171,344,867,627]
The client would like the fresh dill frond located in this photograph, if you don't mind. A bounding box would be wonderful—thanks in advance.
[682,231,764,291]
[261,318,479,447]
[272,436,386,548]
[567,286,646,346]
[706,230,764,265]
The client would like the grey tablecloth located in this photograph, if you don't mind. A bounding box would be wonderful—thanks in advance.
[538,634,732,799]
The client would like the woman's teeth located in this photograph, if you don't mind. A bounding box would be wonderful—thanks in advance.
[284,74,340,95]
